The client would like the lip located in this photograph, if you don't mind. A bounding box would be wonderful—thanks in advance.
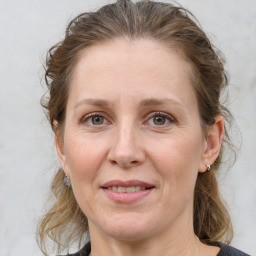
[101,179,155,204]
[101,179,155,188]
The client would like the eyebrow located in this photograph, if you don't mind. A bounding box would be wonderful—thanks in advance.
[139,98,183,108]
[74,98,111,110]
[74,97,183,110]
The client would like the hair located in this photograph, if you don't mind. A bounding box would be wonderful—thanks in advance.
[38,0,236,254]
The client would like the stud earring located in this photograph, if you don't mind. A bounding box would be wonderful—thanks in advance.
[206,164,211,171]
[64,174,71,187]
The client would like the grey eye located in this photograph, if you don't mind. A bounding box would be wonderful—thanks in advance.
[91,116,104,125]
[153,116,166,125]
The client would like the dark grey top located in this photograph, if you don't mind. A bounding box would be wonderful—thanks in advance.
[216,243,251,256]
[63,242,251,256]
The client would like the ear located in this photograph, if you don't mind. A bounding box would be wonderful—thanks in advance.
[54,129,69,176]
[199,116,224,173]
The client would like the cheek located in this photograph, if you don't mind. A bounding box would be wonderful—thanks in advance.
[149,135,202,192]
[64,134,106,181]
[63,135,108,214]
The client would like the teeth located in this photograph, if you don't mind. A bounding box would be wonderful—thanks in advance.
[118,187,126,193]
[107,186,146,193]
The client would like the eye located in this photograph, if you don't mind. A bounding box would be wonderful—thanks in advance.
[81,112,108,126]
[153,116,166,125]
[90,116,105,125]
[148,112,174,126]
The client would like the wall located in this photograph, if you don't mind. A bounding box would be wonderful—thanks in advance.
[0,0,255,255]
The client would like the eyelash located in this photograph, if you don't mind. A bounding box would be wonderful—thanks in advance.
[81,112,108,126]
[80,111,175,127]
[146,112,175,126]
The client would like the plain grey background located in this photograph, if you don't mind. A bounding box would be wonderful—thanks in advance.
[0,0,255,255]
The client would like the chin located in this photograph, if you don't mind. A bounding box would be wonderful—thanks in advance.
[105,228,151,242]
[98,214,156,241]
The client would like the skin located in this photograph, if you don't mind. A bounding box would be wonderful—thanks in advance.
[56,38,224,256]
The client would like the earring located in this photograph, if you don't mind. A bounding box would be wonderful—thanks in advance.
[206,164,211,171]
[64,174,71,187]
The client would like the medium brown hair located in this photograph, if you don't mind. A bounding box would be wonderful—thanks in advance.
[38,0,235,254]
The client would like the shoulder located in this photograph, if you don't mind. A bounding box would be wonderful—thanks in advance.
[58,242,91,256]
[217,242,251,256]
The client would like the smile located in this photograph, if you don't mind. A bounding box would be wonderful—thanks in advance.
[101,180,155,203]
[106,186,147,193]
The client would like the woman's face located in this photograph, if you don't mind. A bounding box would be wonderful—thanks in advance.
[57,39,210,241]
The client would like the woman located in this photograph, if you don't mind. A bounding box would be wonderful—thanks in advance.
[37,1,250,255]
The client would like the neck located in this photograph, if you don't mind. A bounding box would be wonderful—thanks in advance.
[88,219,201,256]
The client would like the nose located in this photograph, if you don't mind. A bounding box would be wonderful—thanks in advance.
[107,122,145,168]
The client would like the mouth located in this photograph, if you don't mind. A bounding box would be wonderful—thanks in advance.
[105,186,150,193]
[101,180,155,203]
[101,179,155,191]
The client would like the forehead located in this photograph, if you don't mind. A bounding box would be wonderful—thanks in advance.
[69,38,196,106]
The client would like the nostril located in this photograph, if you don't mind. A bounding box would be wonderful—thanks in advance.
[107,147,145,167]
[110,159,118,165]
